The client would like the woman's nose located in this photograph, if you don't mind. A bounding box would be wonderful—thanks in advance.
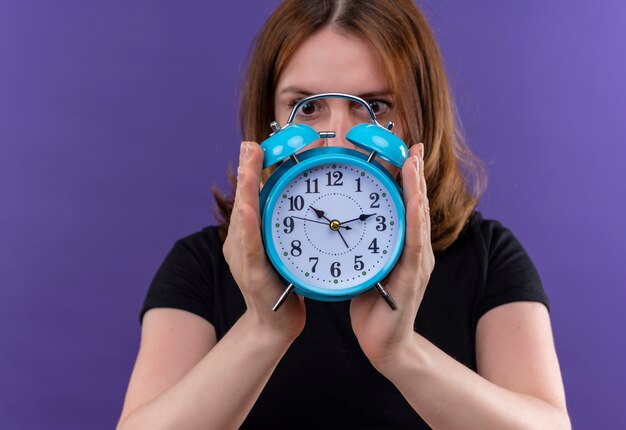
[323,108,359,150]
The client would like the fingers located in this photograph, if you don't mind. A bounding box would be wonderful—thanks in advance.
[226,141,263,262]
[401,143,429,255]
[234,140,267,256]
[385,143,433,300]
[415,144,431,239]
[236,141,264,218]
[225,142,281,296]
[237,201,264,258]
[401,155,421,203]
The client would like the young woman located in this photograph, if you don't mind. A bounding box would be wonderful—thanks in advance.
[117,1,570,428]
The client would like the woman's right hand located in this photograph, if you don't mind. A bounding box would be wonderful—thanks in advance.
[223,141,306,342]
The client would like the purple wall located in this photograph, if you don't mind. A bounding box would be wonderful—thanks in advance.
[1,1,624,428]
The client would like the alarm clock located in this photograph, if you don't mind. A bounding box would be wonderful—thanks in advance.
[259,93,408,311]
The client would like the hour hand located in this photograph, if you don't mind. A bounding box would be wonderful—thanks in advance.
[310,206,330,221]
[309,206,352,231]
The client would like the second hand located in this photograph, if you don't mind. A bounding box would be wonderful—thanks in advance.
[288,216,352,230]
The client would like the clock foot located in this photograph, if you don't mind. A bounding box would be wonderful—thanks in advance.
[272,283,295,312]
[375,282,397,310]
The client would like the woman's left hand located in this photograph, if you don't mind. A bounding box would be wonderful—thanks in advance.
[350,143,435,368]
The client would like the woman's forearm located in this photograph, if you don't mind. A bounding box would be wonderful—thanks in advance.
[117,312,294,430]
[377,333,571,430]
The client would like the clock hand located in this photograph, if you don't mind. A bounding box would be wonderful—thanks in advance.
[288,216,332,226]
[310,206,351,247]
[336,228,350,249]
[288,215,353,230]
[310,206,332,223]
[340,213,377,225]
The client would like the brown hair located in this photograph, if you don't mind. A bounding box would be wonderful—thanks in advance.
[214,0,486,252]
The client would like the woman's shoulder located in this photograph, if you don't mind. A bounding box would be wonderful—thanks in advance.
[439,211,542,285]
[174,225,222,247]
[166,225,226,262]
[464,210,509,235]
[150,225,228,295]
[459,211,548,313]
[140,226,228,324]
[459,211,525,255]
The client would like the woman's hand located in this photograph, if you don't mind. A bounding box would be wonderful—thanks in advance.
[350,143,434,367]
[223,141,306,342]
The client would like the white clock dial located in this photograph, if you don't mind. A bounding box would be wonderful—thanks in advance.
[270,162,400,291]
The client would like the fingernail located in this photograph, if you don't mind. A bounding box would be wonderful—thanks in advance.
[417,143,424,160]
[237,166,242,182]
[413,156,419,172]
[244,141,251,161]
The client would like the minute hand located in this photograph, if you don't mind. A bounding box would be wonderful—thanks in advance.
[340,213,377,225]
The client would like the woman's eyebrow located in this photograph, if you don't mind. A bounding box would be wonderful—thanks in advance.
[278,86,391,99]
[278,86,313,96]
[357,90,392,99]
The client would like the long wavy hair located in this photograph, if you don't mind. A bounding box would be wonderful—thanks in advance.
[214,0,486,252]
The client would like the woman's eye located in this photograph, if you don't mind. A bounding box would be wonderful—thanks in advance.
[288,99,321,120]
[367,100,390,115]
[300,101,316,116]
[355,99,392,118]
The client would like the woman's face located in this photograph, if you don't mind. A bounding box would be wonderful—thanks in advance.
[274,26,403,177]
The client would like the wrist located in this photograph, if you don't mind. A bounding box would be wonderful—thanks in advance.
[371,333,428,381]
[239,310,302,347]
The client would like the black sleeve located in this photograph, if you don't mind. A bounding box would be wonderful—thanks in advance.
[140,233,215,324]
[477,220,549,319]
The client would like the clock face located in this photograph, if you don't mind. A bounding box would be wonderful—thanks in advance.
[264,155,404,299]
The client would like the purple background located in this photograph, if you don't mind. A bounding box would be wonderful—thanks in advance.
[1,1,624,428]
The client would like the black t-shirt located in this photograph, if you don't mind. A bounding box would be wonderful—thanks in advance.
[140,212,548,429]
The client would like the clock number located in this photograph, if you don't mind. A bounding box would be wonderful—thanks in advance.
[375,215,387,231]
[305,178,319,194]
[290,240,302,257]
[353,255,364,271]
[355,177,362,192]
[309,257,319,273]
[368,238,380,254]
[330,261,342,278]
[288,195,304,211]
[283,216,294,234]
[369,192,380,208]
[325,171,344,186]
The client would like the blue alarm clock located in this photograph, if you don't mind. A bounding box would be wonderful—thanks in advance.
[259,93,408,311]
